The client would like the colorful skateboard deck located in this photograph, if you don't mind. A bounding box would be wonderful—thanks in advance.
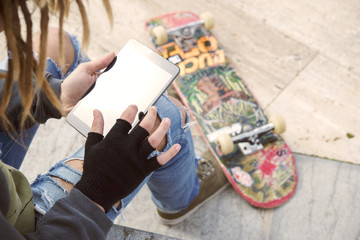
[145,11,297,208]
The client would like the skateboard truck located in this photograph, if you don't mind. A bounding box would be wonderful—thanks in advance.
[217,115,286,156]
[167,21,204,52]
[151,12,214,52]
[237,124,276,155]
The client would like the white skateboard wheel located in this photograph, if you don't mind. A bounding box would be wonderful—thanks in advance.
[269,115,286,135]
[152,25,168,45]
[216,134,234,155]
[200,12,215,30]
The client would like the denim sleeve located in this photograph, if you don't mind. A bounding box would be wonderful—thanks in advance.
[0,71,63,130]
[25,188,113,240]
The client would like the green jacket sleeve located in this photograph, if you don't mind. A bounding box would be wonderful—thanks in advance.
[0,160,113,239]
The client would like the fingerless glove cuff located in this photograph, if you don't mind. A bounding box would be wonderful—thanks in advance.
[75,174,118,213]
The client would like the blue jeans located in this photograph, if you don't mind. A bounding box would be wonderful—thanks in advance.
[0,34,88,169]
[0,125,39,169]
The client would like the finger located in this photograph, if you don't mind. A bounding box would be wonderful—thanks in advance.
[145,157,162,172]
[139,138,155,158]
[86,132,104,147]
[106,105,137,139]
[156,144,181,166]
[139,106,157,133]
[147,118,171,148]
[86,52,116,73]
[119,104,138,125]
[90,109,104,135]
[131,126,150,146]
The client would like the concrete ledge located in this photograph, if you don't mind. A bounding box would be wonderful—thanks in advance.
[106,224,180,240]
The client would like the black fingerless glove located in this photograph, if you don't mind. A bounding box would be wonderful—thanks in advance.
[75,119,161,212]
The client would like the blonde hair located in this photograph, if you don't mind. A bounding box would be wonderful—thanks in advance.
[0,0,113,132]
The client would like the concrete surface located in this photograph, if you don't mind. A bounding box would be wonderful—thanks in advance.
[114,152,360,240]
[106,224,179,240]
[1,0,358,239]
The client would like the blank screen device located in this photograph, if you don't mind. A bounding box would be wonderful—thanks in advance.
[66,39,179,136]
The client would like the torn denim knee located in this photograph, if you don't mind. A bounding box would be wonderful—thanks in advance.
[31,159,83,215]
[32,175,68,215]
[31,156,122,222]
[44,33,90,79]
[149,94,194,159]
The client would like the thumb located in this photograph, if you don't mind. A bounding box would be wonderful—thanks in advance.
[87,52,116,73]
[91,109,104,135]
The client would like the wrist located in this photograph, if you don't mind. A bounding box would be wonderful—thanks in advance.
[75,175,119,213]
[94,202,105,212]
[59,84,75,116]
[59,96,73,116]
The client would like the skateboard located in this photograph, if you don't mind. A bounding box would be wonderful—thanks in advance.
[145,11,297,208]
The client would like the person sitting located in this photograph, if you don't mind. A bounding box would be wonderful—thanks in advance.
[0,1,228,239]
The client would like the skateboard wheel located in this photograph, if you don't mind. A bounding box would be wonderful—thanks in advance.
[152,25,168,45]
[269,115,286,135]
[200,12,215,30]
[216,134,234,155]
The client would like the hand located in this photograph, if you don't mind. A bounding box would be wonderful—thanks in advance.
[60,52,115,116]
[75,105,181,212]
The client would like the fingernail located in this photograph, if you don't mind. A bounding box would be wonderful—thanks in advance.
[93,110,97,118]
[164,118,171,125]
[175,144,181,151]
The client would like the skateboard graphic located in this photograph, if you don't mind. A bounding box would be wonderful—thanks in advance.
[145,11,297,208]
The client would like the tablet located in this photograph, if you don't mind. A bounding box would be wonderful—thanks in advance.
[66,39,180,136]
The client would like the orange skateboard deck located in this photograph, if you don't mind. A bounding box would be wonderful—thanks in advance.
[145,11,297,208]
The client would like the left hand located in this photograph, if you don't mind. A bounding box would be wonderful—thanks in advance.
[75,105,181,212]
[60,52,115,116]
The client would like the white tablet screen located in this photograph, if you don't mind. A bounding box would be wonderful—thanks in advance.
[67,39,179,136]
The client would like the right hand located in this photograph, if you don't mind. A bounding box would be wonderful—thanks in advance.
[75,105,181,212]
[60,52,116,116]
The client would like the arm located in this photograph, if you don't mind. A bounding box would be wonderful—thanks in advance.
[0,167,112,240]
[0,52,116,131]
[24,189,112,240]
[0,72,63,130]
[0,165,26,240]
[1,105,180,239]
[28,106,180,238]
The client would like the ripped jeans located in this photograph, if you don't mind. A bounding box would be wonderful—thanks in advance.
[0,34,200,222]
